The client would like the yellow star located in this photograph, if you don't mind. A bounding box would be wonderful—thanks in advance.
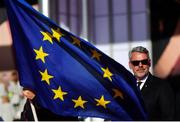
[91,50,102,61]
[51,28,63,41]
[40,31,53,44]
[95,95,110,108]
[112,88,124,99]
[72,96,87,109]
[101,67,113,81]
[52,86,67,101]
[39,69,54,85]
[34,46,49,63]
[71,36,81,47]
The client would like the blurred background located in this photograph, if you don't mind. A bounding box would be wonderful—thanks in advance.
[0,0,180,121]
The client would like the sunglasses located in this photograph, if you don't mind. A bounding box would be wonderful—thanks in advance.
[131,59,149,66]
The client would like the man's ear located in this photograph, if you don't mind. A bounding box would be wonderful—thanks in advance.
[129,61,132,69]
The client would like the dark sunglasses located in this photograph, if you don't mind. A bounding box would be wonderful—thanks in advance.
[131,59,149,66]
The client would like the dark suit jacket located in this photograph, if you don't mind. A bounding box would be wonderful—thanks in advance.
[141,73,175,120]
[167,75,180,120]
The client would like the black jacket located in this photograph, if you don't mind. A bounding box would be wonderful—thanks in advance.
[141,73,175,120]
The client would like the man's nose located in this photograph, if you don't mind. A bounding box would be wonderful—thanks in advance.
[138,62,143,66]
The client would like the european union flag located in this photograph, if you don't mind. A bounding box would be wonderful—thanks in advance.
[4,0,147,120]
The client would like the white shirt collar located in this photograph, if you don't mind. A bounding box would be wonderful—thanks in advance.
[137,74,149,90]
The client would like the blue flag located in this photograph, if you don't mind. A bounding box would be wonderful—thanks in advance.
[4,0,147,120]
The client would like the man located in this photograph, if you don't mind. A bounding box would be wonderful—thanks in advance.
[128,46,175,120]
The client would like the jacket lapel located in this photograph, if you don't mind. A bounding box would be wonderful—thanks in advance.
[141,73,153,96]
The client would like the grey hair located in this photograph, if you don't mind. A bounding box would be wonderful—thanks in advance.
[129,46,150,59]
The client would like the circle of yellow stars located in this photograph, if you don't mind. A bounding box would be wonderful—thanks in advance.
[33,27,125,110]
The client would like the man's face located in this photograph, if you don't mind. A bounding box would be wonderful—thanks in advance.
[129,52,150,80]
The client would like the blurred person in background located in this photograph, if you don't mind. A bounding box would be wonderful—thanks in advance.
[8,70,23,105]
[0,72,15,121]
[0,95,15,121]
[0,73,10,121]
[128,46,175,120]
[8,70,26,120]
[0,71,25,121]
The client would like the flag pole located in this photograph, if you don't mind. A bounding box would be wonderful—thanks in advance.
[29,100,38,122]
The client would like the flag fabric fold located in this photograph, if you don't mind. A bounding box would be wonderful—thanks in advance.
[4,0,147,120]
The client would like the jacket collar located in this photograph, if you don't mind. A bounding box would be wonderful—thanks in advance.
[141,72,153,93]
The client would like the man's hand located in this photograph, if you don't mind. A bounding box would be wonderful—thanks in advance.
[23,90,35,100]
